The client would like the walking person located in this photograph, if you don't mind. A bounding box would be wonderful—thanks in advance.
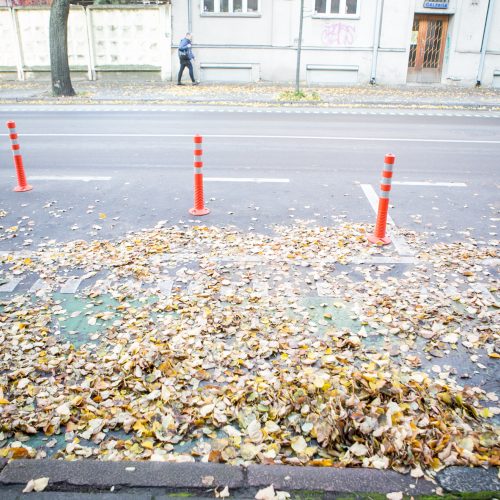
[177,33,199,86]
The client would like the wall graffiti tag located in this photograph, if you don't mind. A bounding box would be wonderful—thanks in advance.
[321,22,356,46]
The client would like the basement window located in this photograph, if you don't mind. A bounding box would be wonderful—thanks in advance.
[314,0,359,16]
[203,0,260,14]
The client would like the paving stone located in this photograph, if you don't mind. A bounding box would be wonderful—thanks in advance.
[246,465,436,495]
[437,466,500,493]
[0,460,244,490]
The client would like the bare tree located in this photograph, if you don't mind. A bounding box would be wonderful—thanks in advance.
[50,0,75,96]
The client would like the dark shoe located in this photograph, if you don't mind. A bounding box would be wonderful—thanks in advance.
[192,82,199,86]
[177,82,185,86]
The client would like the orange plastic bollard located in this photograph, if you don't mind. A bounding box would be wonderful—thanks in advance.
[367,154,395,245]
[189,134,210,216]
[6,121,32,193]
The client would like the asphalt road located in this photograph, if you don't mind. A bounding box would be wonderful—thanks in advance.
[0,107,499,249]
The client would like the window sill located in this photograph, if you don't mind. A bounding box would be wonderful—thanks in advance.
[200,12,261,18]
[312,14,360,20]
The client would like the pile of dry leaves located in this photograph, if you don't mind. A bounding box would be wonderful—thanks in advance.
[0,224,498,474]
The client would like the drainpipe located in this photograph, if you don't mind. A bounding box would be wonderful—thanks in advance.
[476,0,495,86]
[188,0,192,33]
[370,0,384,85]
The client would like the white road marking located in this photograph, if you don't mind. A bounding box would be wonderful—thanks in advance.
[316,282,334,297]
[155,277,173,296]
[30,279,50,295]
[211,255,265,263]
[204,177,290,183]
[352,256,417,265]
[60,276,83,294]
[0,250,34,259]
[0,278,22,293]
[7,133,500,144]
[392,181,467,187]
[483,258,500,266]
[471,283,498,305]
[29,175,112,182]
[252,281,269,296]
[360,184,415,257]
[1,105,499,117]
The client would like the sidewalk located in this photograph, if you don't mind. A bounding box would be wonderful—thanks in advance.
[1,79,500,109]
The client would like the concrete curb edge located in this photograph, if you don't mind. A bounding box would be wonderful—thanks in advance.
[0,461,498,495]
[0,97,499,111]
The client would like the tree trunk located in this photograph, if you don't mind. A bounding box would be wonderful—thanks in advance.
[50,0,75,97]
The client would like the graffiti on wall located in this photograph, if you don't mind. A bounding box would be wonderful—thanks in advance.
[321,22,356,46]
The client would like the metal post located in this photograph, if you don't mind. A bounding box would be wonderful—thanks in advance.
[295,0,304,94]
[476,0,495,86]
[370,0,384,85]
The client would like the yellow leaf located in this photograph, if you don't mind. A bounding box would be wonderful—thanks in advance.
[99,213,107,219]
[480,407,493,418]
[0,398,9,404]
[142,440,154,450]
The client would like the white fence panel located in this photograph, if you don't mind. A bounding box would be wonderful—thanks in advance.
[15,8,50,67]
[89,6,163,68]
[0,9,18,69]
[15,7,88,69]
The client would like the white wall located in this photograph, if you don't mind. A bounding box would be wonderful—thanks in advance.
[444,0,500,85]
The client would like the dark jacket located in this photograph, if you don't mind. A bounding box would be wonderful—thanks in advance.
[178,38,194,61]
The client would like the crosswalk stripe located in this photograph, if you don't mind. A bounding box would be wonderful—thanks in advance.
[0,278,22,293]
[30,279,50,294]
[60,276,83,294]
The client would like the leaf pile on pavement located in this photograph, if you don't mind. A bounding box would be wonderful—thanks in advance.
[0,223,498,472]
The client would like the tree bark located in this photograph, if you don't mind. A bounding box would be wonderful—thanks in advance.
[50,0,75,97]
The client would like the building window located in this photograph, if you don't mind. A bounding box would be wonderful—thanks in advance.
[203,0,260,14]
[314,0,359,16]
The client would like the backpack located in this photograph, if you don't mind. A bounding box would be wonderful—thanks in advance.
[179,46,190,60]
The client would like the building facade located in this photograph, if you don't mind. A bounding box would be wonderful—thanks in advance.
[173,0,500,87]
[0,0,499,87]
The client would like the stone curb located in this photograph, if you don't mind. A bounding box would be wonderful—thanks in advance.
[0,96,499,111]
[4,460,497,496]
[0,461,498,497]
[0,460,244,490]
[246,465,435,494]
[436,466,500,493]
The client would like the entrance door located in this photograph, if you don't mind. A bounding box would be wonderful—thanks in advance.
[407,14,448,83]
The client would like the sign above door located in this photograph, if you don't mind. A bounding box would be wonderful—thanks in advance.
[423,1,449,7]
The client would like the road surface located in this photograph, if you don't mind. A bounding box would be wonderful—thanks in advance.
[0,106,498,250]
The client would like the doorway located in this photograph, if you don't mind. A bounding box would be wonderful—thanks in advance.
[407,14,449,83]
